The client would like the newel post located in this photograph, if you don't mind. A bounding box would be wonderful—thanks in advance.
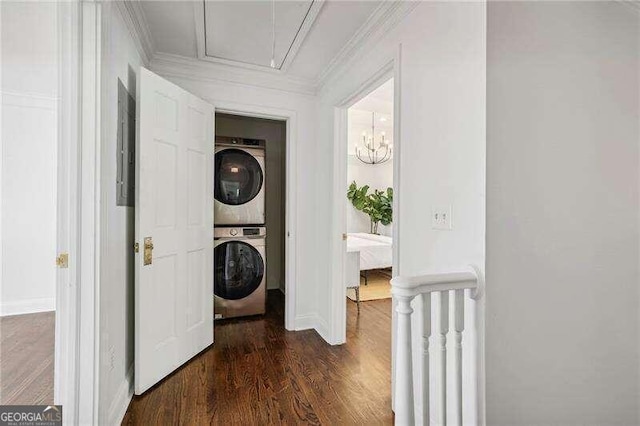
[394,293,416,425]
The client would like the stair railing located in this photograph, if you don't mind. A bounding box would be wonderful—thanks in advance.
[391,265,483,425]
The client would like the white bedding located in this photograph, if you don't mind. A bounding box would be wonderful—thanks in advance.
[347,232,392,271]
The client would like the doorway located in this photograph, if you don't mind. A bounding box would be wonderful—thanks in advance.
[133,68,300,394]
[214,113,287,323]
[343,77,395,330]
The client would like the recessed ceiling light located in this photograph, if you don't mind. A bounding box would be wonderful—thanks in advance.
[380,117,387,122]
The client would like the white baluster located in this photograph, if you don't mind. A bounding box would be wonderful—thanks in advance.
[421,293,432,425]
[437,291,449,425]
[448,289,464,426]
[395,294,415,425]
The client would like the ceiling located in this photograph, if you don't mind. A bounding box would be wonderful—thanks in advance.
[351,78,394,115]
[138,0,384,84]
[348,78,394,153]
[204,1,313,70]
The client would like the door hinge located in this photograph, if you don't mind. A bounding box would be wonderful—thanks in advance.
[134,242,139,253]
[342,233,347,241]
[56,253,69,268]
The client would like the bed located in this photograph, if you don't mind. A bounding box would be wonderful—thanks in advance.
[347,232,393,271]
[345,233,393,312]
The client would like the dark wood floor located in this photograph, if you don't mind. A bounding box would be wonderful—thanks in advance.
[0,311,55,405]
[123,291,393,425]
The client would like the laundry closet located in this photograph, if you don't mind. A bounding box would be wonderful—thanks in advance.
[213,113,286,320]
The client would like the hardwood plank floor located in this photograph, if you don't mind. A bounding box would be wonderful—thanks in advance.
[123,290,393,425]
[0,311,55,405]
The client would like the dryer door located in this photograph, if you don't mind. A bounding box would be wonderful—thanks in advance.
[214,240,265,300]
[214,148,263,206]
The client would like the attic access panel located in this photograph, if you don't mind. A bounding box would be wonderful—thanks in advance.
[203,0,314,70]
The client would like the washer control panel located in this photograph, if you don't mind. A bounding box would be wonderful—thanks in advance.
[214,226,266,239]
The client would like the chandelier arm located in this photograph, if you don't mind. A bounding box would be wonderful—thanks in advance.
[380,146,391,164]
[356,150,370,164]
[376,145,390,164]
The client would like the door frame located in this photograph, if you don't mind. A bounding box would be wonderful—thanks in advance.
[329,46,401,345]
[212,101,298,331]
[55,1,101,423]
[55,1,79,422]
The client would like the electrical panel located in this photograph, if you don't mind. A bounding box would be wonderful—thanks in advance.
[116,79,135,207]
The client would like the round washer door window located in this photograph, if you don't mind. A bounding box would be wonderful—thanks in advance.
[214,241,264,300]
[214,148,263,206]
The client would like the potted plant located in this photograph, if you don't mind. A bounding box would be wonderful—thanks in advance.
[347,181,393,234]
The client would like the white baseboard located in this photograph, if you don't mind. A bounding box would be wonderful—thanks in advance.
[107,364,134,425]
[294,313,318,331]
[314,315,332,344]
[0,297,55,316]
[294,313,334,345]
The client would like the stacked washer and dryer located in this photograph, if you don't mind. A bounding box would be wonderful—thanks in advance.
[214,136,267,319]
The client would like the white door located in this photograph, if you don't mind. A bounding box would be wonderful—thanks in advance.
[135,67,214,394]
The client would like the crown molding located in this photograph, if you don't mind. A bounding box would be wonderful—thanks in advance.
[315,1,418,93]
[115,0,418,97]
[150,52,317,97]
[114,0,155,65]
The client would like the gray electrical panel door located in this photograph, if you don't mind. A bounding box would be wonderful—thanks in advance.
[117,79,136,206]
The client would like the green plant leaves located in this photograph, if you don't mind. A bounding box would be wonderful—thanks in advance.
[346,181,393,234]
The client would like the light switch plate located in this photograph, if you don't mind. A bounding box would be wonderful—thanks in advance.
[432,205,453,230]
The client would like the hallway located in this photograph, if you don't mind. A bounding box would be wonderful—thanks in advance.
[123,291,393,424]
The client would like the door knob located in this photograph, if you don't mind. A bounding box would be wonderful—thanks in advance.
[144,237,154,266]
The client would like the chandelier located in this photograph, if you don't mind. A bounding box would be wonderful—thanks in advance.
[355,112,392,165]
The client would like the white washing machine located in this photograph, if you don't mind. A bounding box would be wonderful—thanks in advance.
[214,226,266,319]
[214,139,265,225]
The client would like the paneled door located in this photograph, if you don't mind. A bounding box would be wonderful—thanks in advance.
[135,67,214,394]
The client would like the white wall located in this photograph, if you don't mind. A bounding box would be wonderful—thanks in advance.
[316,3,486,422]
[0,2,58,316]
[318,0,486,317]
[486,2,639,424]
[1,2,58,97]
[215,113,287,292]
[97,3,145,424]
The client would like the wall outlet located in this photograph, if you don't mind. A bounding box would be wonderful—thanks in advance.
[432,206,453,230]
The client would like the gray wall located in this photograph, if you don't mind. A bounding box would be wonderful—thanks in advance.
[487,2,639,424]
[215,114,286,292]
